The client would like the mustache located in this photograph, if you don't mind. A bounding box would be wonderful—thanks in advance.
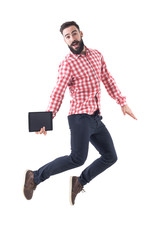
[71,40,79,46]
[68,39,84,55]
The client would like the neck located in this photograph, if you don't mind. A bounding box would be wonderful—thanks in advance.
[81,46,86,55]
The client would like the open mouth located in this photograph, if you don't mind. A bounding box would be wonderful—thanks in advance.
[72,42,79,48]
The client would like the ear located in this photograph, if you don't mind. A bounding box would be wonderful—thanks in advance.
[80,31,83,38]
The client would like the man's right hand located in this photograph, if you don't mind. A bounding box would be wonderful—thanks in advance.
[35,126,47,135]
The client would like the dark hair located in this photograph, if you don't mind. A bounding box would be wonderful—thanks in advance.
[60,21,80,34]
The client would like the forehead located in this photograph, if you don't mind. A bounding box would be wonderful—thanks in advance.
[63,25,79,37]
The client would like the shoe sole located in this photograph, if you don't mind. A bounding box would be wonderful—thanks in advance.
[69,176,74,206]
[23,169,35,200]
[23,169,29,199]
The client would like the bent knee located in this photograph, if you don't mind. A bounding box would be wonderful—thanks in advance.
[70,152,87,167]
[103,151,118,164]
[113,152,118,163]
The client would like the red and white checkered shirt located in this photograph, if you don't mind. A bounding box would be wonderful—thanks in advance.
[47,47,126,118]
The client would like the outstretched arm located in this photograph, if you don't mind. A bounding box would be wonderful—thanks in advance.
[101,55,137,120]
[101,55,127,107]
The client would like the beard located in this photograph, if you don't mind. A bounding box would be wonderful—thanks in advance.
[68,39,84,55]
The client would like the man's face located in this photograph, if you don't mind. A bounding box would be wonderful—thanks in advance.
[62,25,84,54]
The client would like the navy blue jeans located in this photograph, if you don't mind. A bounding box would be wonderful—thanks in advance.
[34,110,117,186]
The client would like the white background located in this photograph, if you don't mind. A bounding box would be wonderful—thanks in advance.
[0,0,160,239]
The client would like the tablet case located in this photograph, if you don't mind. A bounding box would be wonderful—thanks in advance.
[28,112,53,132]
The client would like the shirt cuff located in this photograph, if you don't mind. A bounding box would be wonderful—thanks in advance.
[117,97,127,107]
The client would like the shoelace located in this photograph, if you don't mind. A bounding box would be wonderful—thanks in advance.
[80,186,85,193]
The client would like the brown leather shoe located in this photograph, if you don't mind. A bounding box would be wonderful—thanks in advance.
[70,176,84,205]
[23,170,37,200]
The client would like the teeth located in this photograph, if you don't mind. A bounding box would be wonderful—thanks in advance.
[72,42,78,46]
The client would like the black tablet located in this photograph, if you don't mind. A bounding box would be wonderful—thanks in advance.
[28,111,53,132]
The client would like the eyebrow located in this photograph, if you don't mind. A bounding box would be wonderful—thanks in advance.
[64,30,78,37]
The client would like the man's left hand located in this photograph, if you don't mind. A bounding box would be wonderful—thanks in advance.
[121,105,137,120]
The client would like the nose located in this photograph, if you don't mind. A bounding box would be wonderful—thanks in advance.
[70,36,76,44]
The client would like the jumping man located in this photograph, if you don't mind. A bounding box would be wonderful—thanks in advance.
[23,21,137,205]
